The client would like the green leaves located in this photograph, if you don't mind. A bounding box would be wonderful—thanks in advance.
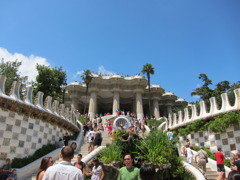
[99,141,122,163]
[175,111,240,135]
[33,64,67,101]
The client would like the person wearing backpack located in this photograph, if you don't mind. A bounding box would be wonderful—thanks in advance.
[94,129,103,149]
[87,128,95,153]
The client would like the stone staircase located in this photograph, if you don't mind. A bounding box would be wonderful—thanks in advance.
[181,156,218,180]
[27,130,112,180]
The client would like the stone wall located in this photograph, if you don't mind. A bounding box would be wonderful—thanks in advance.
[0,75,80,166]
[179,123,240,157]
[164,88,240,130]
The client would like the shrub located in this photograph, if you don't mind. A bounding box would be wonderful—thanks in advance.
[12,144,56,168]
[78,116,88,124]
[99,141,122,163]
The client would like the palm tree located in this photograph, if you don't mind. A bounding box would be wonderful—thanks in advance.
[141,63,155,118]
[81,69,93,115]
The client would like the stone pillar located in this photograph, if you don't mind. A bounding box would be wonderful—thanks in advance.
[136,92,144,120]
[71,99,78,111]
[167,105,172,115]
[112,91,120,116]
[153,99,160,119]
[88,91,97,120]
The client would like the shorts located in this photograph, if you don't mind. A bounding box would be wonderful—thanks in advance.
[217,164,225,172]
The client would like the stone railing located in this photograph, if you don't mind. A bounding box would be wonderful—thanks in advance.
[165,88,240,130]
[0,75,80,165]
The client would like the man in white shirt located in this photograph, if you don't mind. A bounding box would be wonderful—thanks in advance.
[43,146,83,180]
[87,128,96,153]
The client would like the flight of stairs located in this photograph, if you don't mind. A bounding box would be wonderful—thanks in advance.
[27,130,112,180]
[181,156,219,180]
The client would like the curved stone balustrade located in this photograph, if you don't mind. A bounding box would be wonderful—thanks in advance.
[0,75,79,132]
[165,88,240,130]
[0,75,81,166]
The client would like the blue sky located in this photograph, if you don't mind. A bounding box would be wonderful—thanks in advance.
[0,0,239,102]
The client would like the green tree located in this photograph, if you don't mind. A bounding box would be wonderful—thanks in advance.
[141,63,155,118]
[191,74,213,102]
[0,59,27,95]
[33,64,67,101]
[81,69,93,115]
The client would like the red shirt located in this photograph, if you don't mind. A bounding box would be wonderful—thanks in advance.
[215,151,225,165]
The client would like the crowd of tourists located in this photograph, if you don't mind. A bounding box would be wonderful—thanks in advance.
[182,139,240,180]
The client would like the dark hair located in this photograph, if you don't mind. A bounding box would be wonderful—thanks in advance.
[36,157,52,179]
[78,154,82,158]
[92,158,100,167]
[140,164,157,180]
[124,153,134,160]
[229,171,240,180]
[61,146,74,160]
[218,147,222,151]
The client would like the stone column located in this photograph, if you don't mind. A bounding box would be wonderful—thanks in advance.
[136,92,144,120]
[88,91,97,120]
[167,105,172,115]
[71,99,78,111]
[153,99,160,119]
[112,91,120,115]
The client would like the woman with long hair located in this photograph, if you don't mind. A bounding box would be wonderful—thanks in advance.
[90,158,104,180]
[36,157,54,180]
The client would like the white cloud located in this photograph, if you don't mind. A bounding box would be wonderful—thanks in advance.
[196,84,201,88]
[98,65,115,75]
[0,47,50,82]
[73,70,84,79]
[192,95,201,99]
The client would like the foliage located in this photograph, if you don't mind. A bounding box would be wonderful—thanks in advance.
[78,116,88,124]
[174,111,240,136]
[176,120,208,136]
[208,111,240,133]
[191,74,240,108]
[141,63,154,117]
[81,69,93,114]
[147,118,165,131]
[33,64,67,102]
[135,130,194,179]
[136,130,176,164]
[12,144,56,168]
[99,141,123,163]
[0,59,28,95]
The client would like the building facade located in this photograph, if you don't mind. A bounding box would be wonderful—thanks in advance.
[64,73,187,120]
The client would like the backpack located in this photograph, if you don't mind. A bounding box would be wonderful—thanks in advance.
[95,133,102,140]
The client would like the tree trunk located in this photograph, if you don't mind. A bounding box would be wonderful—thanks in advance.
[148,74,151,119]
[83,85,88,115]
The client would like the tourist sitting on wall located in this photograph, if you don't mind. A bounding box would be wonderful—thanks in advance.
[6,169,17,180]
[0,158,12,180]
[36,157,54,180]
[57,138,64,148]
[63,133,70,146]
